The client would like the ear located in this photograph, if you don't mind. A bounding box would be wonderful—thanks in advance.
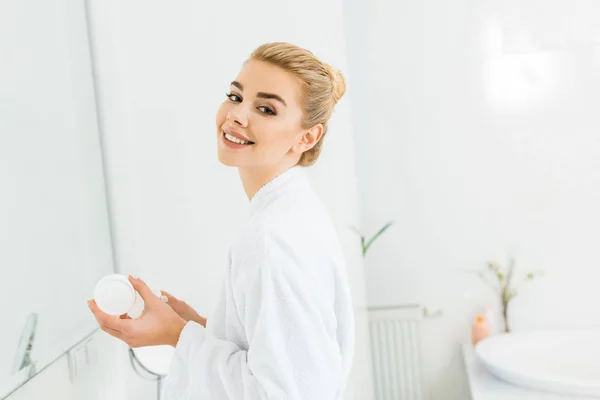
[293,124,323,154]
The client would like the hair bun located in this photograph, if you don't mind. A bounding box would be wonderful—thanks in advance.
[326,64,346,105]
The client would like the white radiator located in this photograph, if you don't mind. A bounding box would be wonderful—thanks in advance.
[368,305,426,400]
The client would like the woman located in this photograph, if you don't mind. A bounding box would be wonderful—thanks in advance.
[89,42,355,399]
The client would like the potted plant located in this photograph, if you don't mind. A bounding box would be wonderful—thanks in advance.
[477,257,543,333]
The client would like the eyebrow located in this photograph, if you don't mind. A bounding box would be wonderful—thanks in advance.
[230,81,287,107]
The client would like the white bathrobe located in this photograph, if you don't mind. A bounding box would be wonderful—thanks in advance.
[162,166,355,400]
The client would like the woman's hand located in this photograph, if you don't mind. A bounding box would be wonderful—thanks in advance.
[88,276,187,348]
[161,290,207,328]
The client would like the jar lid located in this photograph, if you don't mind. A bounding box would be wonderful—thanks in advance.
[94,274,136,316]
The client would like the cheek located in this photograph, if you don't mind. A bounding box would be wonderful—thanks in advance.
[257,122,298,151]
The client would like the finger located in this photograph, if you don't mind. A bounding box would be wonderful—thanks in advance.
[128,275,156,302]
[88,299,111,322]
[88,300,128,332]
[161,290,177,304]
[119,313,132,320]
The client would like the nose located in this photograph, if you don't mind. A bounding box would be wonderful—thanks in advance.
[226,105,248,128]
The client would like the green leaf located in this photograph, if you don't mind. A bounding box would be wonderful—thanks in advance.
[526,272,535,280]
[363,221,394,255]
[504,289,518,302]
[497,272,504,282]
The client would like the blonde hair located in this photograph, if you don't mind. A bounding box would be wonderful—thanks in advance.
[249,42,346,167]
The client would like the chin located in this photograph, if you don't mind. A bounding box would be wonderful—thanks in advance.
[217,151,243,167]
[217,154,236,167]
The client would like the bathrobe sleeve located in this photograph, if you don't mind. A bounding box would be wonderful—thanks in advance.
[161,237,344,400]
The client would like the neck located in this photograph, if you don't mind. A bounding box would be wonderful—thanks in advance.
[239,162,297,201]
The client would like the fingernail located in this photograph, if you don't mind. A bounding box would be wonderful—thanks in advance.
[129,274,138,280]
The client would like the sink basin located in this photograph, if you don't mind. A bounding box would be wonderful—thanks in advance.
[476,329,600,398]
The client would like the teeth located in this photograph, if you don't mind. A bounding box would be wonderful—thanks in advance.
[225,132,250,145]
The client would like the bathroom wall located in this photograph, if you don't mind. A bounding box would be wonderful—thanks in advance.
[86,0,373,399]
[344,0,600,398]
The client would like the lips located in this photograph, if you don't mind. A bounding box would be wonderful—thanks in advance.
[223,127,254,144]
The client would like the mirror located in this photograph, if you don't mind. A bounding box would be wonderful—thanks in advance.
[0,0,115,396]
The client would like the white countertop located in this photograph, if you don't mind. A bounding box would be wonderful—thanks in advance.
[462,344,598,400]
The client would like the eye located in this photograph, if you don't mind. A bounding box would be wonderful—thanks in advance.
[258,106,276,116]
[226,92,241,102]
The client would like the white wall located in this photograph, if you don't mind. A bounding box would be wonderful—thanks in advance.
[87,0,373,398]
[345,0,600,398]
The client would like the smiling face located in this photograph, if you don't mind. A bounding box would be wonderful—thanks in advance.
[215,60,321,172]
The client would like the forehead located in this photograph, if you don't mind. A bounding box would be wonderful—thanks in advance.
[235,60,303,107]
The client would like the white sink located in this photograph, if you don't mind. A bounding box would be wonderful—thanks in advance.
[476,329,600,398]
